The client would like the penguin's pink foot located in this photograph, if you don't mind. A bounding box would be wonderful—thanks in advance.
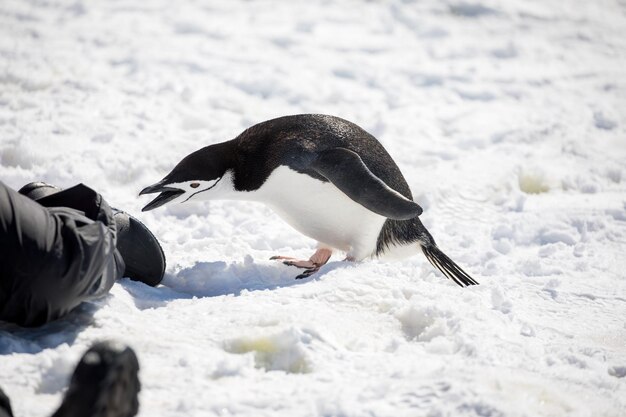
[269,256,316,269]
[270,248,333,279]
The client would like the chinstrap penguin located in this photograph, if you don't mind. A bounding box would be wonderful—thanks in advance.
[140,114,478,286]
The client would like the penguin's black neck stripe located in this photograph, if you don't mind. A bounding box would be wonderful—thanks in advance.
[182,177,223,203]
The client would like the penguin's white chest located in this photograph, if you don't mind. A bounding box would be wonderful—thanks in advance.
[251,166,386,258]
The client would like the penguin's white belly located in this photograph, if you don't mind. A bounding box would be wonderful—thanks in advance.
[253,166,386,258]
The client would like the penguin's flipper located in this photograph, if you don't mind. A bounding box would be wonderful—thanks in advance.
[310,147,422,220]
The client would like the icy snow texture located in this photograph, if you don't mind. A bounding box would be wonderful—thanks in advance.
[1,0,626,416]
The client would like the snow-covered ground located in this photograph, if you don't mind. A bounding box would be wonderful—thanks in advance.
[1,0,626,416]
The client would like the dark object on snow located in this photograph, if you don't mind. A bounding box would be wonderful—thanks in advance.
[0,387,13,417]
[52,341,140,417]
[0,341,140,417]
[113,210,165,287]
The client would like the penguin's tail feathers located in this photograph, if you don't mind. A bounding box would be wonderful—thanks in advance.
[421,244,479,287]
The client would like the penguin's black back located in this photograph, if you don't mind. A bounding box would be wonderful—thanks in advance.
[232,114,412,199]
[230,114,436,254]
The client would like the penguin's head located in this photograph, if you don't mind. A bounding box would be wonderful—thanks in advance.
[140,143,234,212]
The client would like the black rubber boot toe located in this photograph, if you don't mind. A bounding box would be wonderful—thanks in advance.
[114,210,166,287]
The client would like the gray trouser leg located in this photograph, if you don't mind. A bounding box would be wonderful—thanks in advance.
[0,181,124,327]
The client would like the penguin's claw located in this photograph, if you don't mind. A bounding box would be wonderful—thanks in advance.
[295,269,319,279]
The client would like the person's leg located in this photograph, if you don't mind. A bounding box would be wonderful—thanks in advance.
[0,181,124,327]
[21,182,166,287]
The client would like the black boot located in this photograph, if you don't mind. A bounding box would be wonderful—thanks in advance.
[19,182,166,287]
[112,209,166,287]
[51,341,140,417]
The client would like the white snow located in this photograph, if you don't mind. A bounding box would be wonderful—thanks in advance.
[1,0,626,416]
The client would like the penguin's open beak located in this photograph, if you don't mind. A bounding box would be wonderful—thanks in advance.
[140,182,185,212]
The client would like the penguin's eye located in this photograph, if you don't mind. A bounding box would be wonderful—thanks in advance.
[190,182,200,188]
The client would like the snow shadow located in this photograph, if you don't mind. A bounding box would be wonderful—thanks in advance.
[162,255,347,298]
[0,301,101,355]
[117,278,194,311]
